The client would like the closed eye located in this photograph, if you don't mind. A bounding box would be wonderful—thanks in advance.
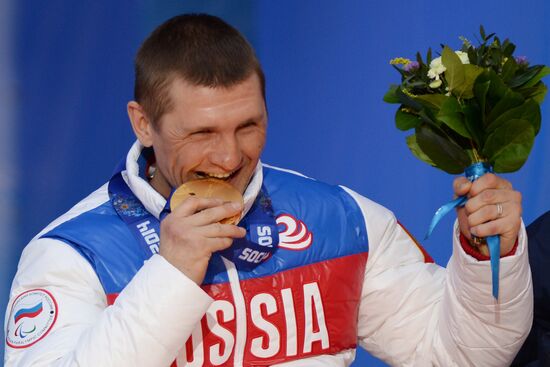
[190,129,213,136]
[238,121,258,130]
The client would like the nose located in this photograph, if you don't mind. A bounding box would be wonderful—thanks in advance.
[209,134,242,171]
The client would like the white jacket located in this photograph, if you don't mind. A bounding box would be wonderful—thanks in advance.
[4,142,532,366]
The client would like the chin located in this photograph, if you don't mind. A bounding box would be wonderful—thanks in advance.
[230,172,253,194]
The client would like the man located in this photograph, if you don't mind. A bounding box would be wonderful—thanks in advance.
[4,14,531,366]
[512,211,550,366]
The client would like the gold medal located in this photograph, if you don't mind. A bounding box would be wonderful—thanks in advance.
[170,179,243,225]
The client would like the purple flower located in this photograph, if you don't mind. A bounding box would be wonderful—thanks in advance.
[404,61,420,72]
[515,56,529,66]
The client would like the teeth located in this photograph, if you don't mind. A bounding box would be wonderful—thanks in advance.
[199,171,235,179]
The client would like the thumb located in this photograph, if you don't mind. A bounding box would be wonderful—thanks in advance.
[453,177,471,198]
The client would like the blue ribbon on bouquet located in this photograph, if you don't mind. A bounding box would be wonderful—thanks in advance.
[425,162,500,299]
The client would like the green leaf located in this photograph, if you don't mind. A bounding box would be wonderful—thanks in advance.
[454,64,484,98]
[483,119,535,173]
[437,97,471,138]
[500,57,518,82]
[508,65,544,88]
[474,79,491,122]
[395,87,423,110]
[462,104,484,147]
[489,47,502,68]
[426,48,433,65]
[414,94,447,109]
[487,89,524,123]
[395,108,422,131]
[478,69,508,104]
[383,85,400,104]
[527,82,548,104]
[467,47,478,65]
[406,134,435,166]
[522,66,550,88]
[487,99,541,135]
[416,124,472,174]
[419,108,440,126]
[416,52,424,65]
[502,40,516,57]
[442,46,466,93]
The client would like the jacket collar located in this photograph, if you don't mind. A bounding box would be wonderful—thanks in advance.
[124,141,263,220]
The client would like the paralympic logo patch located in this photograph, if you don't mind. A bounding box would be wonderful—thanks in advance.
[6,289,58,349]
[276,214,313,250]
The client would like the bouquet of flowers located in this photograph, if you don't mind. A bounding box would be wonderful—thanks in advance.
[384,26,549,299]
[384,26,548,174]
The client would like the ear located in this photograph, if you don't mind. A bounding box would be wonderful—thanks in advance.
[127,101,154,147]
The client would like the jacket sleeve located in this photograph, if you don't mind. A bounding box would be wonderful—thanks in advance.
[4,238,213,367]
[343,187,533,367]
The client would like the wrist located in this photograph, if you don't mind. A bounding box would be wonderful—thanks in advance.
[459,233,518,260]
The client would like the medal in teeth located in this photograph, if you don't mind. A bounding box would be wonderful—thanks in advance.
[170,178,243,225]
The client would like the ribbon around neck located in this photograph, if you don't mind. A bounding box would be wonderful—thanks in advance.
[426,162,500,299]
[108,158,279,272]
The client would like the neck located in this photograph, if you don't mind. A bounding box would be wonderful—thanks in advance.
[149,172,172,199]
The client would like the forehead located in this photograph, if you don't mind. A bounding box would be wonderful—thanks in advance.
[162,74,266,129]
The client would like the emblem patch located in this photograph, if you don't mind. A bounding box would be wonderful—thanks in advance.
[276,214,313,250]
[6,289,58,349]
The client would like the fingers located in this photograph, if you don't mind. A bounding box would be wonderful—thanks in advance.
[464,188,521,217]
[455,173,522,254]
[172,196,224,216]
[469,216,520,239]
[206,237,238,252]
[468,173,512,196]
[159,196,246,284]
[200,222,246,239]
[190,201,243,226]
[171,196,243,225]
[456,173,521,231]
[453,173,512,198]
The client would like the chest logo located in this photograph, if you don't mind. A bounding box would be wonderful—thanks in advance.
[276,214,313,250]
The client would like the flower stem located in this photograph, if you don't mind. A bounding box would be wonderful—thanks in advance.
[468,140,483,163]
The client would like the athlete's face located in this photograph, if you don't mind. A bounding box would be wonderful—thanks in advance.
[129,73,267,197]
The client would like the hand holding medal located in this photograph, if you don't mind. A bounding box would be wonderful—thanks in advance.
[160,179,245,284]
[166,177,279,278]
[170,178,244,225]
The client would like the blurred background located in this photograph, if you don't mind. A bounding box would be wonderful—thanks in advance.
[1,1,549,365]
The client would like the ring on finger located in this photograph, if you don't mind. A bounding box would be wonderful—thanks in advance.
[496,202,503,218]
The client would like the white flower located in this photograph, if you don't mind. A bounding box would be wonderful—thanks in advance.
[429,79,442,88]
[428,57,446,79]
[455,51,470,64]
[427,51,470,81]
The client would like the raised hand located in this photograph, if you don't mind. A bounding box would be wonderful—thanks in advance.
[159,197,246,284]
[454,173,522,256]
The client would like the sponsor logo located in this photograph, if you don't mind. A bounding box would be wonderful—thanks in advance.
[136,220,160,254]
[276,214,313,250]
[237,225,276,265]
[6,289,58,349]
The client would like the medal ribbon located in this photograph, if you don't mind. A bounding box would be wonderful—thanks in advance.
[426,162,500,299]
[218,189,279,271]
[109,170,163,258]
[108,161,278,270]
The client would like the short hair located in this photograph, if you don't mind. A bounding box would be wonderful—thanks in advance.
[134,13,266,125]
